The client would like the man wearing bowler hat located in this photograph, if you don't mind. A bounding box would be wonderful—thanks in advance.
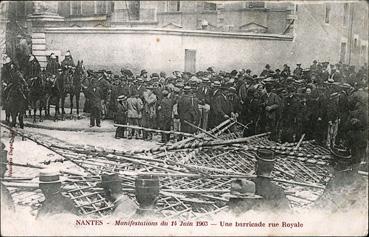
[177,86,200,135]
[1,142,15,213]
[36,170,79,219]
[253,149,290,211]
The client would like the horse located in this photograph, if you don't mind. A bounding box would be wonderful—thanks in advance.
[6,71,28,128]
[28,75,46,123]
[69,60,85,115]
[59,60,85,116]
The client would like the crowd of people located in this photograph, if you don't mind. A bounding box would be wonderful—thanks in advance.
[1,46,368,167]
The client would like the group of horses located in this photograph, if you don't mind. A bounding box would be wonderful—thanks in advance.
[5,60,86,128]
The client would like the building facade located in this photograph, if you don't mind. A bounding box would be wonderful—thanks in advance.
[1,1,368,73]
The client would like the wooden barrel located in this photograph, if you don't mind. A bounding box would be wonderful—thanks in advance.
[135,175,160,207]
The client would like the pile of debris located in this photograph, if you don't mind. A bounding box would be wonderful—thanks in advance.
[1,119,333,220]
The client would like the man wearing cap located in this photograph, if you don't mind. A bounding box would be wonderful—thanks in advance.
[46,53,60,76]
[100,173,137,217]
[83,79,103,127]
[177,86,200,135]
[293,64,303,80]
[142,86,157,140]
[157,90,174,142]
[37,170,79,219]
[127,91,144,139]
[253,149,290,211]
[1,142,15,213]
[115,95,128,139]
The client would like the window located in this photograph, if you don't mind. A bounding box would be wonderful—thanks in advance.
[248,1,265,9]
[343,3,349,26]
[96,1,107,14]
[167,1,180,12]
[354,35,359,48]
[340,42,347,63]
[325,4,330,24]
[71,1,82,16]
[128,1,140,21]
[204,2,217,11]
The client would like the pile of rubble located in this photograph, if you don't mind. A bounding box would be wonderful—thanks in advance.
[1,119,333,220]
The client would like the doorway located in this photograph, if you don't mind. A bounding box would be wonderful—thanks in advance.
[185,49,196,73]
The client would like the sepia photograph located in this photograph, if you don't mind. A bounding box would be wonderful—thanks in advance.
[0,0,368,236]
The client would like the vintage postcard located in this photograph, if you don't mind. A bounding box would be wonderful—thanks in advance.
[0,1,368,236]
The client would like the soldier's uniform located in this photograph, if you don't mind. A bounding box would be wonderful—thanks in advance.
[45,55,60,76]
[253,149,290,211]
[24,55,41,80]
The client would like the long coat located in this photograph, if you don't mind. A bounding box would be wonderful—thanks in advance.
[84,86,103,109]
[158,97,174,130]
[46,60,60,76]
[177,93,200,133]
[127,97,143,119]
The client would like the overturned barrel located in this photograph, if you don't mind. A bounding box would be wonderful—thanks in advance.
[135,175,160,209]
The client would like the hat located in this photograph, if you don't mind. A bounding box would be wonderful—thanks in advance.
[141,69,148,74]
[313,60,317,63]
[184,86,191,92]
[296,63,301,66]
[151,73,159,78]
[207,67,214,72]
[228,87,237,93]
[175,82,184,88]
[16,34,22,38]
[38,170,65,184]
[263,77,274,84]
[162,90,169,95]
[213,81,221,87]
[65,51,71,57]
[202,77,210,82]
[224,179,262,199]
[117,95,127,101]
[255,149,275,177]
[50,53,56,59]
[136,77,143,82]
[327,78,335,83]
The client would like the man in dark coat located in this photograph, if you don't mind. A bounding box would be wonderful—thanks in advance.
[253,149,290,211]
[36,170,79,219]
[293,64,303,79]
[83,79,103,127]
[157,90,174,142]
[262,81,281,141]
[60,50,75,69]
[209,81,231,129]
[177,86,200,134]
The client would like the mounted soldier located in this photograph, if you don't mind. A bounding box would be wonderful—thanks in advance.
[3,57,29,128]
[45,53,60,77]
